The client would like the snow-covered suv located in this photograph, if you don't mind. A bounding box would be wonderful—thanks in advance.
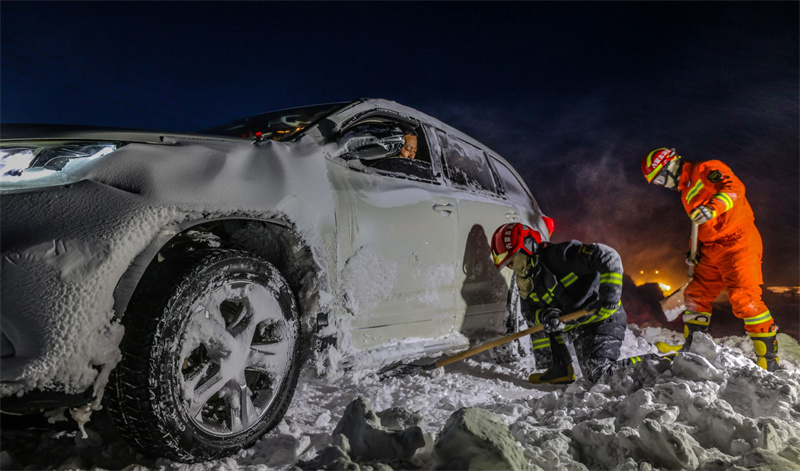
[0,98,551,462]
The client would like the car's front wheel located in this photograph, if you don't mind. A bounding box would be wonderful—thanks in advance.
[106,249,302,462]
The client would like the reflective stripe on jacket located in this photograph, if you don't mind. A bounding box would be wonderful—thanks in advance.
[520,240,624,331]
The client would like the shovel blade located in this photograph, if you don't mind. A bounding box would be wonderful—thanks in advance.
[660,283,688,322]
[377,359,436,380]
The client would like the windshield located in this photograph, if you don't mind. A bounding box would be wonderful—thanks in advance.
[202,102,349,141]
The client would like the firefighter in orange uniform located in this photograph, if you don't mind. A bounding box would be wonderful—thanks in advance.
[642,148,778,371]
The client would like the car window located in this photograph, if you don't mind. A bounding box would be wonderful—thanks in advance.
[492,157,532,202]
[436,130,498,195]
[492,156,544,214]
[338,118,435,181]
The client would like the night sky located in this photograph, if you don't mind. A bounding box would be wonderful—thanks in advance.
[2,2,798,289]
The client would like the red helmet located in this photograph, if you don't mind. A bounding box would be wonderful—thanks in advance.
[642,148,678,183]
[490,223,542,269]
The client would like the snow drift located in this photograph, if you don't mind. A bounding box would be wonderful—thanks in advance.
[2,329,799,470]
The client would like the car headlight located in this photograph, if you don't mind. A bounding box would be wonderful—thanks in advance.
[0,141,122,193]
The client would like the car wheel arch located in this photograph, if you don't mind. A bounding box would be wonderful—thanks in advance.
[112,217,330,350]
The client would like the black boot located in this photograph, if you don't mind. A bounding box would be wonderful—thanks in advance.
[529,363,575,384]
[750,332,779,372]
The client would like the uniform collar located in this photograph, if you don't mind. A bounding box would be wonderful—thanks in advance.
[678,160,693,190]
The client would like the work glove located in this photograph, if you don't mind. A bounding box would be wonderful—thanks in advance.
[540,308,565,334]
[689,205,716,224]
[685,248,701,266]
[586,296,619,317]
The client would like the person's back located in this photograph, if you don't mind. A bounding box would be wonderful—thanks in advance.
[678,159,756,242]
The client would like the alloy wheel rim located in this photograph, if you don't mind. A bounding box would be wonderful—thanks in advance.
[178,279,297,436]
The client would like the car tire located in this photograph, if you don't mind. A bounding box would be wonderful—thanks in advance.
[105,249,302,462]
[490,275,531,364]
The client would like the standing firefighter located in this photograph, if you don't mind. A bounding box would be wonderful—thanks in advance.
[642,147,778,371]
[490,223,662,383]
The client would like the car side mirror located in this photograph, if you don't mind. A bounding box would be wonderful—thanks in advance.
[341,135,405,161]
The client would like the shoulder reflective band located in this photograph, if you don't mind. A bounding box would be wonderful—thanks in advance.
[560,272,578,288]
[712,192,734,212]
[600,272,623,286]
[686,180,704,204]
[744,311,773,327]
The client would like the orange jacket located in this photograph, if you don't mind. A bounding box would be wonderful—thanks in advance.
[678,160,756,243]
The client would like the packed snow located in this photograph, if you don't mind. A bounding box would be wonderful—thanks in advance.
[3,328,799,470]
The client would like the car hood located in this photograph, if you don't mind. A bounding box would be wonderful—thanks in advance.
[0,123,245,144]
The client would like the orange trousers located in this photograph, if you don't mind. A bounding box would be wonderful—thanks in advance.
[684,228,774,334]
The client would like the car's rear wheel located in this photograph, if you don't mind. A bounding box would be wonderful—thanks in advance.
[105,249,302,462]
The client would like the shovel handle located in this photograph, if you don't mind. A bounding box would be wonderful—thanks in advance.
[433,309,590,369]
[688,222,699,278]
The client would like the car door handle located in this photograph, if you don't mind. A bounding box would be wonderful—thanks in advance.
[432,202,454,216]
[505,212,520,221]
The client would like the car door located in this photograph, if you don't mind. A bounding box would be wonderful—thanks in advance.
[327,120,459,350]
[429,127,518,334]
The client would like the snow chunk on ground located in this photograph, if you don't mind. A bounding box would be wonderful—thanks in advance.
[435,407,527,470]
[331,397,424,462]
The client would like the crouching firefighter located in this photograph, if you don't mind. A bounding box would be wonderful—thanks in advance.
[490,223,663,384]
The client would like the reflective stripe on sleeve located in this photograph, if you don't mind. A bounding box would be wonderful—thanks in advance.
[600,272,623,286]
[563,301,620,331]
[712,192,734,212]
[597,301,620,318]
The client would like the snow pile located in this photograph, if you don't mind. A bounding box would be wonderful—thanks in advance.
[514,332,800,470]
[2,329,800,470]
[297,399,528,470]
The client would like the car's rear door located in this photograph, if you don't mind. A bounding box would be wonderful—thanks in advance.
[428,127,518,334]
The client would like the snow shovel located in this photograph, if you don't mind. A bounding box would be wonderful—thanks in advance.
[659,221,699,321]
[378,308,590,379]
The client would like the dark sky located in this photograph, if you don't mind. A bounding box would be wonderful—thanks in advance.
[2,1,798,288]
